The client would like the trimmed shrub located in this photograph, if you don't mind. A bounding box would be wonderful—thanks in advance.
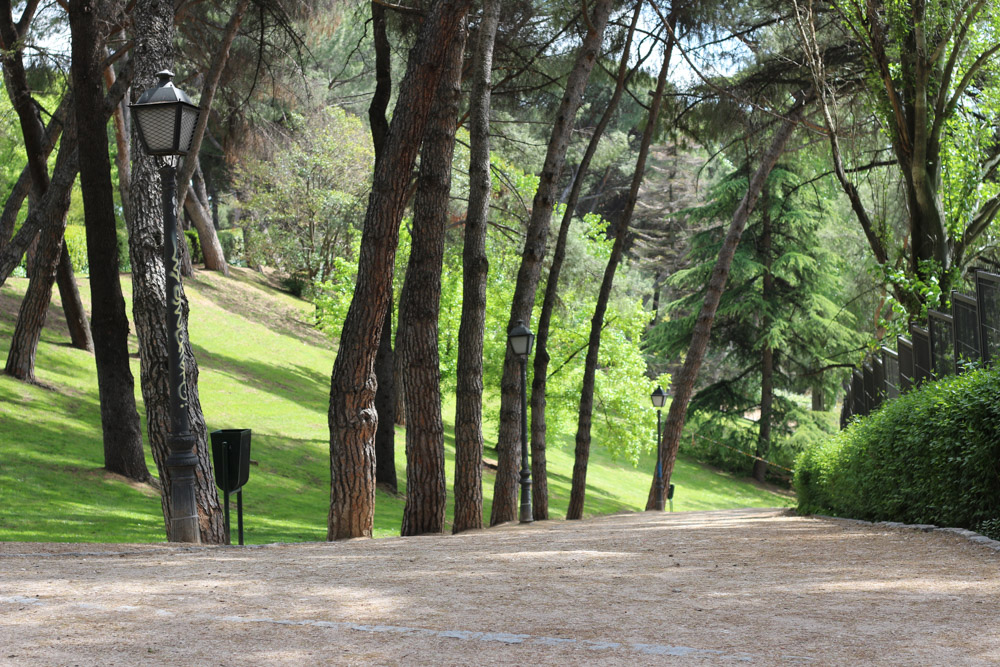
[116,228,131,272]
[217,229,244,265]
[184,229,202,264]
[63,225,89,273]
[795,367,1000,530]
[36,226,132,275]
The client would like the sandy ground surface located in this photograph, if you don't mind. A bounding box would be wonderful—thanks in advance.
[1,508,998,665]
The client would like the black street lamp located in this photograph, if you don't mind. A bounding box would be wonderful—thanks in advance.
[650,385,667,511]
[131,70,202,543]
[508,320,535,524]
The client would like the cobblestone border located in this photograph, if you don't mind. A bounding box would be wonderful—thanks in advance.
[812,514,1000,552]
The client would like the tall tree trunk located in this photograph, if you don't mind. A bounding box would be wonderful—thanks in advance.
[753,201,774,483]
[103,48,133,229]
[182,174,226,274]
[531,0,641,522]
[173,0,251,276]
[393,320,407,426]
[649,270,662,327]
[368,1,397,492]
[811,381,825,411]
[373,304,397,490]
[490,0,615,526]
[327,0,473,540]
[655,95,811,497]
[0,1,90,372]
[0,142,78,292]
[453,0,500,535]
[0,169,28,250]
[69,0,151,484]
[56,239,94,352]
[399,23,465,537]
[0,66,132,288]
[4,226,69,382]
[0,94,72,253]
[129,0,225,543]
[1,106,76,382]
[192,160,211,212]
[568,24,673,520]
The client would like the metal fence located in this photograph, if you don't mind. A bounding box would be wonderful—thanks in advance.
[840,269,1000,428]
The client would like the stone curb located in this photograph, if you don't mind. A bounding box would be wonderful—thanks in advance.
[812,514,1000,553]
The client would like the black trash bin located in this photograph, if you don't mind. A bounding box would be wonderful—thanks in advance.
[210,429,251,544]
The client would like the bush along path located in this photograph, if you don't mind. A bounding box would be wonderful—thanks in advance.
[796,365,1000,539]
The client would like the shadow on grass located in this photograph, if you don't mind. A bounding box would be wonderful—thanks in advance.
[191,344,330,411]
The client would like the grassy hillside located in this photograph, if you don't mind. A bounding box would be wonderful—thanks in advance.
[0,268,791,544]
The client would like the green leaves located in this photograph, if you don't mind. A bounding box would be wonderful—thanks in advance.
[795,366,1000,528]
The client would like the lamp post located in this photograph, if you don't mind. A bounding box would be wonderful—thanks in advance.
[650,385,666,511]
[130,70,202,543]
[508,320,535,524]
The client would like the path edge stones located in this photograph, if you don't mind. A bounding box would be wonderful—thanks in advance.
[810,513,1000,552]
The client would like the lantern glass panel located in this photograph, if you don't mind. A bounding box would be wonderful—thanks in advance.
[650,388,666,408]
[134,104,180,154]
[177,105,200,154]
[509,333,531,356]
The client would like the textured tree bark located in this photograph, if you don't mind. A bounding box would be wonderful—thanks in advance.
[753,201,774,483]
[3,139,76,382]
[181,173,227,275]
[129,0,225,543]
[69,0,151,484]
[327,0,473,540]
[0,169,28,250]
[490,0,615,527]
[173,0,251,275]
[0,149,78,292]
[56,241,94,352]
[0,66,132,288]
[178,224,194,277]
[452,0,500,535]
[655,96,810,497]
[0,1,91,373]
[373,304,397,490]
[368,0,397,493]
[531,0,641,522]
[811,382,825,411]
[398,21,465,537]
[0,94,72,253]
[103,49,133,230]
[568,22,673,520]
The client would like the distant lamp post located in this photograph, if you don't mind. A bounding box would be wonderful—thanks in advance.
[131,70,201,543]
[650,386,667,511]
[508,320,535,524]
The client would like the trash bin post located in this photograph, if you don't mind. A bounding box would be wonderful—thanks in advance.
[210,429,251,546]
[237,490,244,546]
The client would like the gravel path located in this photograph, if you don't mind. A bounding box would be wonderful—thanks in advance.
[2,508,998,665]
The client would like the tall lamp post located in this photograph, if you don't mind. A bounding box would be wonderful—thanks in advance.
[650,385,667,511]
[131,70,202,543]
[508,320,535,524]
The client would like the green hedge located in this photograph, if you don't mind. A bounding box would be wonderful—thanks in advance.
[795,366,1000,534]
[63,226,89,273]
[184,229,202,264]
[61,225,131,273]
[217,228,243,265]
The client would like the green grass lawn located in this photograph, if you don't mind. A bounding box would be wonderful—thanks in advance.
[0,268,791,544]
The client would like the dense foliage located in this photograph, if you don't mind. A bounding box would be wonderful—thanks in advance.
[646,164,860,480]
[796,367,1000,536]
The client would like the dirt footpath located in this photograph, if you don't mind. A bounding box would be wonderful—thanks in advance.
[1,508,998,665]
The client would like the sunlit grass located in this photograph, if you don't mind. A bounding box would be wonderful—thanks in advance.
[0,269,791,544]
